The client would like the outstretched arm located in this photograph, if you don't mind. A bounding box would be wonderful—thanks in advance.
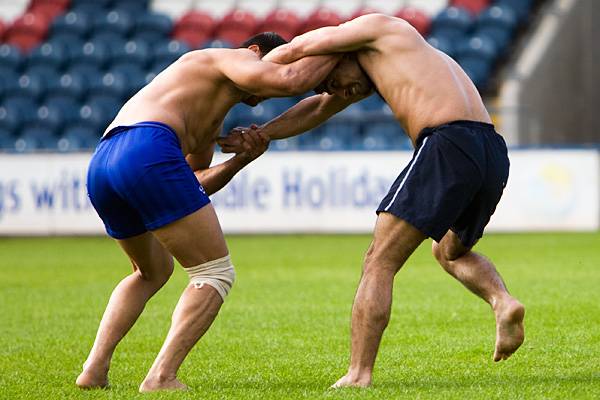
[218,92,368,152]
[217,49,340,97]
[265,14,397,64]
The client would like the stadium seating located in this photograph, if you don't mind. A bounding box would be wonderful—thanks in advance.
[0,0,538,152]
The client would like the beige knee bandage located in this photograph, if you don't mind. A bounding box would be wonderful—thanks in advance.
[185,255,235,301]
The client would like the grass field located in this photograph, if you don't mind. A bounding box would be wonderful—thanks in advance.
[1,233,599,399]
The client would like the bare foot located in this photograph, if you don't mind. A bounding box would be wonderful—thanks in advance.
[76,362,109,389]
[331,373,371,388]
[139,376,189,393]
[493,297,525,362]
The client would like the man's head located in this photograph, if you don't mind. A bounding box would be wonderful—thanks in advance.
[240,32,288,105]
[315,54,373,100]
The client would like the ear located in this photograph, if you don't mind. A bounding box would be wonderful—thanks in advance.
[247,44,262,56]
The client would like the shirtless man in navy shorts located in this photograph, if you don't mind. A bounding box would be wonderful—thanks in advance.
[220,14,525,388]
[76,32,339,392]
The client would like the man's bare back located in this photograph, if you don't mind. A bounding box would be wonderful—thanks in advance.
[107,47,339,154]
[267,14,491,144]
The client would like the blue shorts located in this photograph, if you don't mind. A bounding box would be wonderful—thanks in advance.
[377,121,510,248]
[87,121,210,239]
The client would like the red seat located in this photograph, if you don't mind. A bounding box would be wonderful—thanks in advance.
[28,3,68,21]
[217,10,258,33]
[301,8,343,34]
[174,10,216,36]
[214,10,259,47]
[9,12,50,38]
[0,20,5,40]
[29,0,70,8]
[451,0,491,16]
[259,9,302,41]
[172,29,211,49]
[395,7,431,36]
[6,32,44,52]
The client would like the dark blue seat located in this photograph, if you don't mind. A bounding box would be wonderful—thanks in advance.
[88,33,127,58]
[0,106,22,134]
[235,101,278,127]
[427,35,456,58]
[15,129,60,152]
[48,34,85,59]
[43,96,81,125]
[1,97,39,123]
[133,12,173,44]
[24,65,61,87]
[111,40,150,69]
[92,10,134,40]
[71,0,111,7]
[459,58,491,89]
[0,70,20,102]
[497,0,532,22]
[297,129,323,150]
[317,128,355,151]
[70,0,110,17]
[70,40,111,70]
[57,124,100,152]
[223,103,249,132]
[113,0,149,15]
[361,122,408,150]
[359,94,387,113]
[67,64,103,87]
[456,35,498,64]
[431,6,474,41]
[46,73,88,101]
[153,40,190,66]
[86,94,122,122]
[262,97,296,115]
[22,105,65,135]
[51,11,91,40]
[270,136,299,151]
[0,44,24,72]
[27,42,69,72]
[475,5,518,53]
[88,72,128,106]
[4,74,46,102]
[76,103,111,132]
[108,63,146,96]
[0,128,15,150]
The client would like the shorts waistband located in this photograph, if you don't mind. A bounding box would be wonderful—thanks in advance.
[416,120,496,147]
[102,121,179,144]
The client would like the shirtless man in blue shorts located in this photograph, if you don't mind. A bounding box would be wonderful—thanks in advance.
[220,14,525,388]
[76,32,340,392]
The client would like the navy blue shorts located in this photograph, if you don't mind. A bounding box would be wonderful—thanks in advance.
[377,120,509,248]
[87,121,210,239]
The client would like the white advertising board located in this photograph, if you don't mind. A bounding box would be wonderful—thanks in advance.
[0,150,597,235]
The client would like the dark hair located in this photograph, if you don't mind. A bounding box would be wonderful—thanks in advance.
[240,32,288,55]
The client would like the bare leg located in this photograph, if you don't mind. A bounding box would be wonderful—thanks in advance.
[139,204,229,392]
[333,213,426,388]
[76,233,174,389]
[432,230,525,361]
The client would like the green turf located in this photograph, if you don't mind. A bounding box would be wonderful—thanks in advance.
[1,233,599,399]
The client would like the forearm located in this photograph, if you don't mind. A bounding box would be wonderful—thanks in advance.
[194,155,249,195]
[281,55,340,95]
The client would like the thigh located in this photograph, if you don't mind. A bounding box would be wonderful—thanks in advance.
[116,231,174,280]
[151,204,228,268]
[367,212,427,271]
